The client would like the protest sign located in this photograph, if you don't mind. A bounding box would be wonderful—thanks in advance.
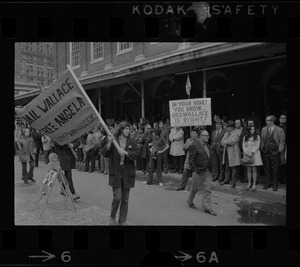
[169,98,212,127]
[17,67,99,145]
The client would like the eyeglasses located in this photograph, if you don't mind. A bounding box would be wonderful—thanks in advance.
[201,134,209,137]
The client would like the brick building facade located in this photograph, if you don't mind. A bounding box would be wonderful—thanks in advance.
[15,42,56,92]
[49,42,287,122]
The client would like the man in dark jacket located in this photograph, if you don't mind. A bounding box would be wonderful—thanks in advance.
[55,142,80,201]
[102,121,139,225]
[187,130,216,216]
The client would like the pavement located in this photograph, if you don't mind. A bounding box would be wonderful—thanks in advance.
[137,169,286,205]
[14,155,286,225]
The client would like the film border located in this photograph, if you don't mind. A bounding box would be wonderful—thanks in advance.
[1,1,300,265]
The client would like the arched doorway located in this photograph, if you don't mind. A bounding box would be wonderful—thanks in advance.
[206,73,231,117]
[153,77,178,120]
[266,67,287,117]
[121,86,141,120]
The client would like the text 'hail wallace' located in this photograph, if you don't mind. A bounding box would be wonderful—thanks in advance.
[22,77,86,127]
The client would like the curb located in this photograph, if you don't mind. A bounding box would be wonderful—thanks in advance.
[135,171,286,205]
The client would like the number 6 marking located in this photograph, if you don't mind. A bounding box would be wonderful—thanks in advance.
[61,251,71,262]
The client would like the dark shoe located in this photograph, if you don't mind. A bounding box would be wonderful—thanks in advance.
[187,201,197,209]
[212,177,218,182]
[273,185,278,191]
[103,171,108,175]
[204,208,217,216]
[170,170,177,173]
[29,178,36,182]
[60,191,66,196]
[231,183,236,189]
[240,179,248,183]
[263,184,271,190]
[176,187,185,191]
[177,170,183,174]
[89,170,94,173]
[83,170,89,172]
[72,194,80,201]
[220,180,229,186]
[24,180,28,184]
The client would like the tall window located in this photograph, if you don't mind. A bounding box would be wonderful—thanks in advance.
[40,66,44,77]
[91,42,104,62]
[48,43,53,55]
[38,42,43,53]
[70,42,80,68]
[117,42,133,55]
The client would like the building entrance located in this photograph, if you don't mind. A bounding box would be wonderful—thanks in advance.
[153,79,177,120]
[267,67,287,117]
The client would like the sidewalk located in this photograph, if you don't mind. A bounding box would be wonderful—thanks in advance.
[14,155,286,225]
[14,156,110,225]
[135,170,286,205]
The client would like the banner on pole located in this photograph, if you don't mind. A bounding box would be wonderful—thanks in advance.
[17,69,99,145]
[185,74,191,96]
[169,98,212,127]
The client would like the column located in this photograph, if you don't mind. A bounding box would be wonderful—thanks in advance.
[141,79,145,118]
[98,88,101,116]
[203,70,207,98]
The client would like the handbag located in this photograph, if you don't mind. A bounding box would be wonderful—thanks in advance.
[241,154,254,165]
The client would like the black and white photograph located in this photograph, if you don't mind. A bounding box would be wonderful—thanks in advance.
[14,42,287,226]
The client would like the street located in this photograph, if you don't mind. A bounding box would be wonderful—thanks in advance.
[15,156,286,226]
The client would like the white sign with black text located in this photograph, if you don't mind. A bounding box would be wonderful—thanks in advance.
[169,98,212,127]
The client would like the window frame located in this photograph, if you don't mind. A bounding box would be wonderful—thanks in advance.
[70,42,80,69]
[116,42,133,56]
[91,42,104,64]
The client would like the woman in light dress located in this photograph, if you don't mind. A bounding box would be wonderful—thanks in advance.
[242,126,263,191]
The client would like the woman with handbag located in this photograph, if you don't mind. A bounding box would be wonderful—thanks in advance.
[242,126,263,191]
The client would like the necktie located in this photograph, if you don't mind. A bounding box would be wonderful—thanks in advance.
[268,127,272,137]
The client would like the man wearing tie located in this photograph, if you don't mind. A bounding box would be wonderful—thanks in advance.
[261,115,285,191]
[210,119,226,182]
[187,130,216,216]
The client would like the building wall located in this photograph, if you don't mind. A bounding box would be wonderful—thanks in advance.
[16,42,56,89]
[57,42,187,79]
[144,42,179,58]
[55,42,286,122]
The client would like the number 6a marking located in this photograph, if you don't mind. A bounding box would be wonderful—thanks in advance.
[61,251,71,262]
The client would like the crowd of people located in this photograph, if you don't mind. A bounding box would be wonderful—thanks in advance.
[14,110,287,223]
